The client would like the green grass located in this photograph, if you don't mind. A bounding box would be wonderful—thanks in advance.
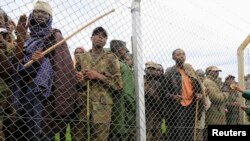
[54,119,167,141]
[161,118,167,134]
[55,124,72,141]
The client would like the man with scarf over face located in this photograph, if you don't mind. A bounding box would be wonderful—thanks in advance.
[12,1,77,140]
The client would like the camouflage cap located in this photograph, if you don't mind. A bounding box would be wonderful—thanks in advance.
[206,66,222,73]
[145,61,157,69]
[110,40,128,52]
[92,26,108,38]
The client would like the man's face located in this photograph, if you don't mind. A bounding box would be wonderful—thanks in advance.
[210,70,220,78]
[145,67,157,76]
[225,78,234,85]
[33,10,50,24]
[91,32,107,48]
[125,55,133,68]
[156,65,164,76]
[197,73,205,81]
[74,48,84,57]
[173,49,186,65]
[118,47,127,59]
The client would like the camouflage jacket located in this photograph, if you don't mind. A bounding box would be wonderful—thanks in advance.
[203,75,229,125]
[76,50,123,105]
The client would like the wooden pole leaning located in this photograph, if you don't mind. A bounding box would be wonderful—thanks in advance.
[86,80,90,141]
[24,9,115,68]
[194,100,199,141]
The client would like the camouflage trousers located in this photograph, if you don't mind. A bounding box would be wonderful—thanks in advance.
[72,101,112,141]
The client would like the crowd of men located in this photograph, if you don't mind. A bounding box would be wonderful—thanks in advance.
[0,1,248,141]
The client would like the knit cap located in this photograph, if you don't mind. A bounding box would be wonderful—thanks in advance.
[33,0,52,15]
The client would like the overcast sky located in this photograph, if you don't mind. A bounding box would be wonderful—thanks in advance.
[1,0,250,81]
[142,0,250,81]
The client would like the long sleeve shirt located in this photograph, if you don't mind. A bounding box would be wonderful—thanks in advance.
[242,91,250,116]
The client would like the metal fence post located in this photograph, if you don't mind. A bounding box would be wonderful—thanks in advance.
[131,0,146,140]
[237,34,250,124]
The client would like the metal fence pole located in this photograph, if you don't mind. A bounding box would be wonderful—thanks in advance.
[131,0,146,140]
[237,34,250,124]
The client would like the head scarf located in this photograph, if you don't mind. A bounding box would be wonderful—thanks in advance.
[13,12,53,109]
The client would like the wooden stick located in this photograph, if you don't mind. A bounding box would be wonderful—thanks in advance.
[24,9,115,68]
[194,100,199,141]
[86,80,90,141]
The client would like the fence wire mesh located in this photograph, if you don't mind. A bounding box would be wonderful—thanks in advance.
[0,0,250,141]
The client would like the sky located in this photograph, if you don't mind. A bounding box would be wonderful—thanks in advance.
[1,0,250,81]
[141,0,250,81]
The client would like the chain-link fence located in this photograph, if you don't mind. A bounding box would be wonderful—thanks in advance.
[1,0,250,141]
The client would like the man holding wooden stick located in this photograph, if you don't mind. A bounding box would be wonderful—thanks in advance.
[74,26,122,141]
[12,1,77,140]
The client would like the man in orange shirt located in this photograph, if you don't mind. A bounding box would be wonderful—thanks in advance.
[163,48,203,141]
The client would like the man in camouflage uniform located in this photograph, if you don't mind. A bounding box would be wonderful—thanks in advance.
[204,66,228,125]
[74,27,122,141]
[109,40,136,141]
[221,75,240,125]
[144,61,165,141]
